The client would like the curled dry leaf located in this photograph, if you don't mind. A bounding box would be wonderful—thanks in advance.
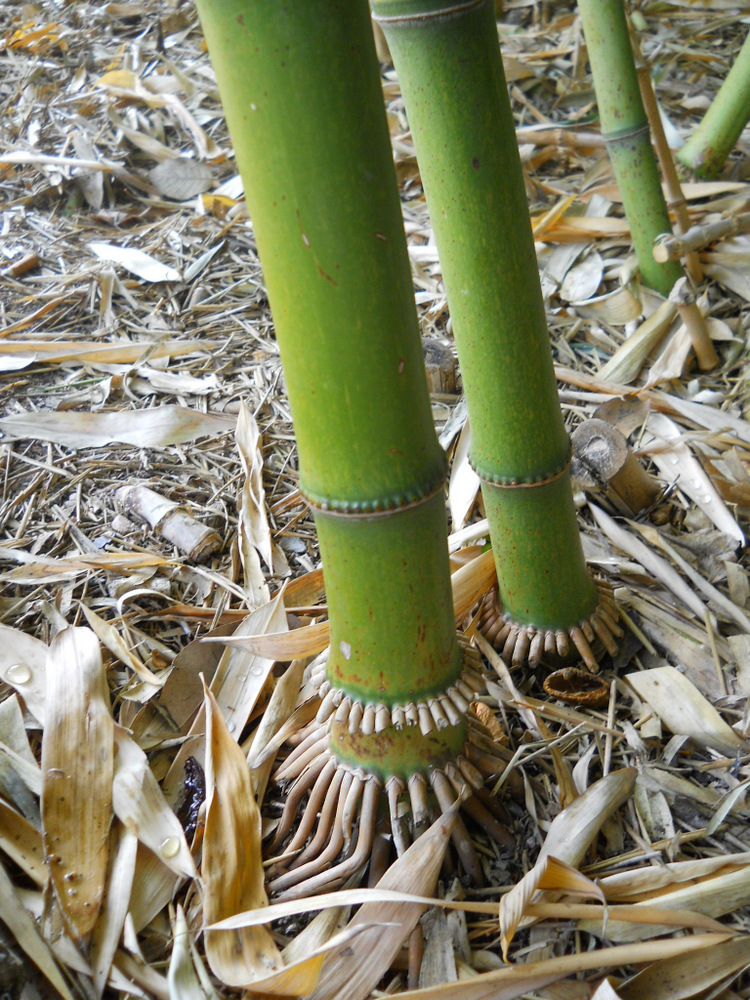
[500,769,636,959]
[626,666,743,755]
[41,627,113,940]
[500,857,604,961]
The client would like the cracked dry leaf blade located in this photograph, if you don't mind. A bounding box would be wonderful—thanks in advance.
[626,666,743,755]
[202,686,283,986]
[41,627,113,939]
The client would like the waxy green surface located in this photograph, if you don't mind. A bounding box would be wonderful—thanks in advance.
[196,0,445,510]
[578,0,682,295]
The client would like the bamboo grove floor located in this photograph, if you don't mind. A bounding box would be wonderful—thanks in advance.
[2,1,750,998]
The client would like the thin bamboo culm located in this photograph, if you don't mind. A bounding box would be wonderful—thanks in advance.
[195,0,497,895]
[371,0,622,671]
[577,0,684,297]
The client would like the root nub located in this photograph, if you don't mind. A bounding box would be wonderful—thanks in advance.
[477,577,622,672]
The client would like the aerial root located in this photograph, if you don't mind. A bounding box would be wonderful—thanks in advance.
[264,638,517,898]
[477,577,623,671]
[271,778,381,902]
[268,729,510,898]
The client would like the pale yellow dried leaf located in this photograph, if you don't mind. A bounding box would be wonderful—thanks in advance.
[88,242,181,281]
[112,725,196,878]
[633,522,750,633]
[128,844,181,933]
[0,796,46,885]
[590,504,706,617]
[626,666,742,755]
[643,412,745,545]
[525,900,727,935]
[371,934,733,1000]
[202,686,283,986]
[530,771,635,871]
[245,657,306,799]
[90,825,138,997]
[0,338,215,364]
[169,904,217,1000]
[500,856,605,960]
[451,549,497,622]
[564,284,643,325]
[306,809,457,1000]
[583,862,750,942]
[617,934,750,1000]
[81,604,163,686]
[0,623,49,724]
[41,627,113,939]
[210,589,288,739]
[0,405,235,448]
[598,300,677,384]
[204,618,330,660]
[0,855,76,1000]
[599,852,750,900]
[448,417,481,530]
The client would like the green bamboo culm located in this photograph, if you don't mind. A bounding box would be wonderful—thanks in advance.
[371,0,621,669]
[577,0,683,296]
[677,28,750,178]
[194,0,491,895]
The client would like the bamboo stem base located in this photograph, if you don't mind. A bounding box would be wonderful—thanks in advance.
[264,639,515,901]
[477,577,622,672]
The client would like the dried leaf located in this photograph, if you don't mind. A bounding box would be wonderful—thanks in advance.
[111,725,196,879]
[90,825,138,997]
[236,402,273,605]
[202,686,284,986]
[41,627,113,939]
[0,404,234,448]
[0,624,49,725]
[149,158,214,200]
[626,666,743,754]
[618,934,750,1000]
[210,590,288,739]
[88,242,182,282]
[0,855,75,1000]
[307,809,457,1000]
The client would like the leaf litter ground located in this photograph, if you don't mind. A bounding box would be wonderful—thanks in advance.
[3,1,750,998]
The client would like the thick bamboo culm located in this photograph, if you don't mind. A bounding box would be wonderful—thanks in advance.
[371,0,621,670]
[577,0,684,297]
[195,0,464,768]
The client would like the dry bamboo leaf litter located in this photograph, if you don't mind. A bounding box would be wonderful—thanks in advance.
[2,0,750,995]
